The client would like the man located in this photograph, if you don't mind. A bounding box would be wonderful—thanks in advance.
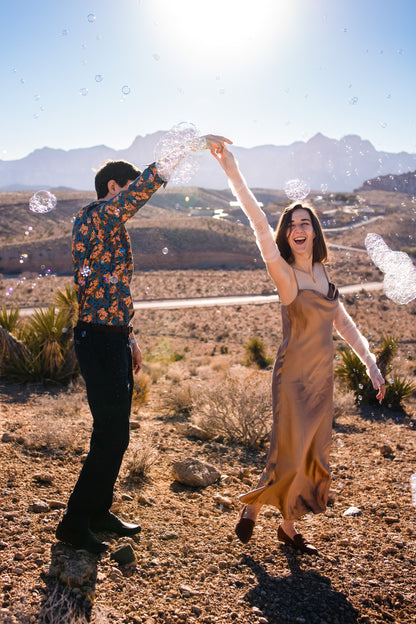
[56,136,229,554]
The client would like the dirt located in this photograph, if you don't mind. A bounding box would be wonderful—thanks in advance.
[1,366,416,624]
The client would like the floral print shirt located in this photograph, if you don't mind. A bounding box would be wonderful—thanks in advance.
[72,163,164,326]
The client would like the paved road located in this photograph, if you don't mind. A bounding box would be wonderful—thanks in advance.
[16,282,383,316]
[132,281,383,311]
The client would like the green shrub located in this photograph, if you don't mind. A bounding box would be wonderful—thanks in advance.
[335,335,416,409]
[243,336,273,369]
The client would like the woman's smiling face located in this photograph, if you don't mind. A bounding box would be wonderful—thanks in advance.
[286,208,316,256]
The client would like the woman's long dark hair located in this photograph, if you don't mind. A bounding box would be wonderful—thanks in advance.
[275,203,328,264]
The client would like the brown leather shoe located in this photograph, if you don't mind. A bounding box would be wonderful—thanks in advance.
[235,506,255,544]
[277,525,318,555]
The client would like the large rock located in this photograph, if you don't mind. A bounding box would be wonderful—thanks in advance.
[172,458,220,488]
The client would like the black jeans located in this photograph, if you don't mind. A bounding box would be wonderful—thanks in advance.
[65,326,133,528]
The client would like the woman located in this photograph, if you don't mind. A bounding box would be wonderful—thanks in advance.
[212,146,385,554]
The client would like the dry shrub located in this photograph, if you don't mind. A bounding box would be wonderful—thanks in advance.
[37,583,108,624]
[143,360,169,384]
[23,416,86,455]
[132,371,152,405]
[158,381,194,420]
[124,439,158,482]
[191,367,272,448]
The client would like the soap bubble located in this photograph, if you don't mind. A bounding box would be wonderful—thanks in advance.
[154,122,206,185]
[29,190,57,214]
[284,179,311,202]
[349,96,358,105]
[152,53,160,61]
[109,275,118,284]
[121,85,131,95]
[80,88,88,96]
[87,13,96,22]
[162,247,169,255]
[80,266,91,277]
[365,233,416,304]
[95,74,104,83]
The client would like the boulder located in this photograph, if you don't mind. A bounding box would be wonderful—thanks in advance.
[172,458,220,487]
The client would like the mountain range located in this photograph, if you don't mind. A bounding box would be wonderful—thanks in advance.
[1,131,416,193]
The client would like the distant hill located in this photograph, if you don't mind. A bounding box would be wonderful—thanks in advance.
[355,169,416,194]
[1,131,416,192]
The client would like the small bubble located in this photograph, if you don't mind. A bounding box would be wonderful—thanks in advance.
[61,29,69,36]
[80,88,88,96]
[162,247,168,255]
[121,85,131,95]
[95,74,104,83]
[80,266,91,277]
[185,196,190,202]
[152,53,160,61]
[349,96,358,105]
[109,275,118,284]
[87,13,96,23]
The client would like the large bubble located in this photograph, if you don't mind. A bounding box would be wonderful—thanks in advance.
[29,190,57,214]
[365,233,416,305]
[284,179,311,202]
[154,122,206,185]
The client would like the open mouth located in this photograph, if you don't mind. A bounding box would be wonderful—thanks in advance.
[294,237,306,245]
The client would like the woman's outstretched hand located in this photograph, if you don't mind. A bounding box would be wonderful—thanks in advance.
[203,135,233,154]
[369,363,386,403]
[210,144,239,176]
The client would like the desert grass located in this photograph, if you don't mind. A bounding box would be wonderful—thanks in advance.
[191,366,273,448]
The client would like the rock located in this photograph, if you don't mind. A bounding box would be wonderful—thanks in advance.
[136,493,155,506]
[130,420,140,430]
[1,433,14,443]
[180,584,200,597]
[172,458,220,488]
[0,608,19,624]
[29,501,50,513]
[342,506,362,517]
[178,423,213,441]
[121,493,133,501]
[213,494,233,509]
[379,444,395,457]
[33,472,54,484]
[47,500,66,510]
[110,544,136,566]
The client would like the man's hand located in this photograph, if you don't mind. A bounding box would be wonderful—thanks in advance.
[131,342,143,375]
[203,135,233,155]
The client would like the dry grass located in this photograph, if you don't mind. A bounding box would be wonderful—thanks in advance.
[191,366,273,448]
[124,438,158,483]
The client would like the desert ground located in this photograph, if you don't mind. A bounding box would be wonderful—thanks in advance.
[1,188,416,624]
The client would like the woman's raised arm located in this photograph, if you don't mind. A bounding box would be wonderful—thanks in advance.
[212,146,297,304]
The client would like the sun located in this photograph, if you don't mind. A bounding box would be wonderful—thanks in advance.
[147,0,293,68]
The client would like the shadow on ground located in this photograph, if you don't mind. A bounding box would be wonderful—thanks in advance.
[242,552,359,624]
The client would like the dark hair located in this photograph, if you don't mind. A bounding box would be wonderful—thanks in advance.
[94,160,141,199]
[275,203,328,264]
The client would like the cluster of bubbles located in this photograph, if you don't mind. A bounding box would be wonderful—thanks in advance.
[29,190,57,214]
[284,179,311,202]
[365,233,416,305]
[154,122,207,185]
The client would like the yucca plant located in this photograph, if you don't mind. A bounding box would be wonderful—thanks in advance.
[0,305,20,333]
[1,305,79,384]
[54,284,78,328]
[335,335,416,409]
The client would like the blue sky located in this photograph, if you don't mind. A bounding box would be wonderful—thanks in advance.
[1,0,415,161]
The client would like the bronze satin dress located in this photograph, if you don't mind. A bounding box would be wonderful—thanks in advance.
[240,281,340,520]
